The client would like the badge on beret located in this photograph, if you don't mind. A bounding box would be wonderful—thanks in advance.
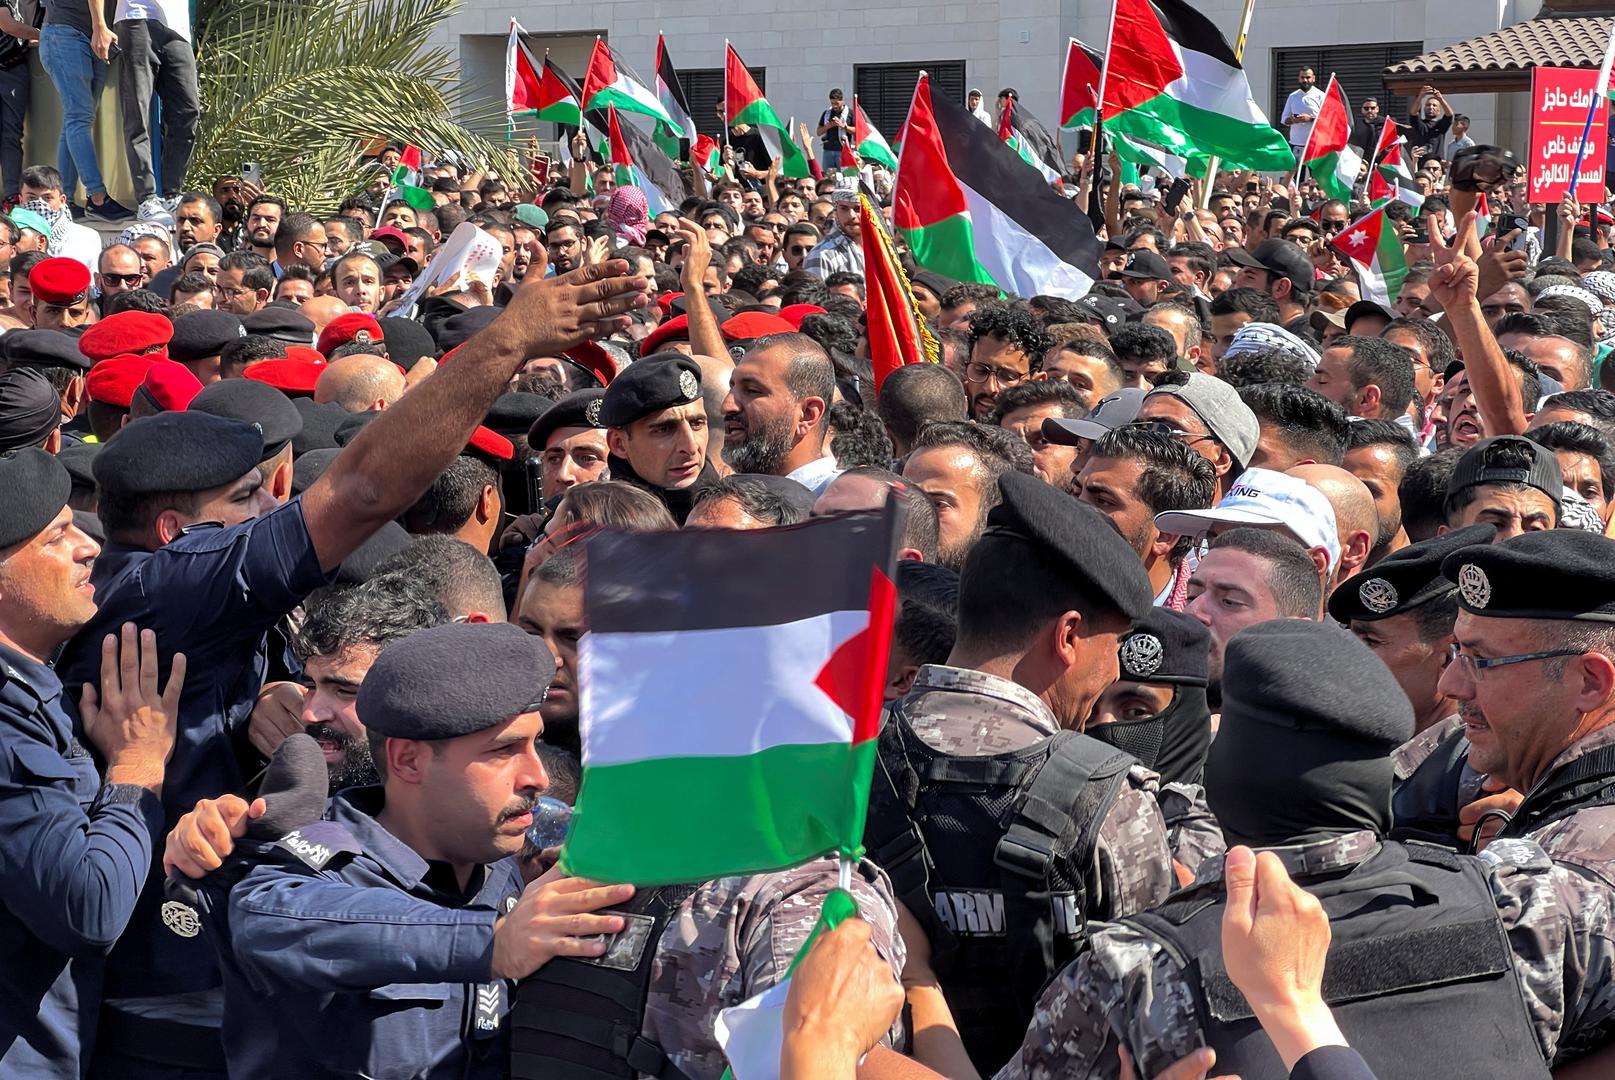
[1458,563,1491,609]
[1120,632,1164,679]
[1358,578,1399,615]
[678,369,699,401]
[585,398,603,426]
[354,330,373,345]
[161,900,201,938]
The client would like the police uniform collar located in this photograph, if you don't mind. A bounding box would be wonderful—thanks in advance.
[327,787,438,891]
[1194,829,1380,887]
[1536,720,1615,795]
[0,637,61,704]
[907,664,1061,739]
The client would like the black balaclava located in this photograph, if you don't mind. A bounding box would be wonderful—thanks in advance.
[1090,608,1213,787]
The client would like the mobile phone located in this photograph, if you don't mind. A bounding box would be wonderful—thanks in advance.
[1162,177,1192,216]
[240,162,263,187]
[529,155,551,188]
[525,457,544,517]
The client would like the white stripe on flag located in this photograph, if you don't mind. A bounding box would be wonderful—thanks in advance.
[578,610,868,767]
[958,184,1094,300]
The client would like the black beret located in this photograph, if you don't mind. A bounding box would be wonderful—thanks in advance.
[1221,619,1413,749]
[5,328,88,371]
[1442,529,1615,622]
[1447,435,1562,508]
[334,520,411,586]
[487,392,552,438]
[73,507,103,545]
[0,367,62,453]
[982,471,1154,622]
[0,447,70,548]
[57,440,100,489]
[359,622,555,739]
[668,292,731,324]
[333,409,378,447]
[190,378,304,455]
[1117,607,1209,686]
[93,413,264,498]
[169,310,245,363]
[529,388,606,449]
[1328,524,1496,624]
[291,447,340,495]
[433,307,502,354]
[241,306,315,345]
[377,317,436,371]
[292,397,349,455]
[598,354,702,428]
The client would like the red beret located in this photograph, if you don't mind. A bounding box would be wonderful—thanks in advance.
[778,303,828,330]
[640,315,689,356]
[79,311,175,363]
[135,360,203,412]
[656,291,683,315]
[563,341,618,387]
[316,312,385,358]
[467,425,514,463]
[243,358,326,396]
[30,258,91,306]
[720,311,795,342]
[86,354,162,407]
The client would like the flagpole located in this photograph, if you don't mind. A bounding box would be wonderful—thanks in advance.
[1201,0,1258,207]
[1568,18,1615,210]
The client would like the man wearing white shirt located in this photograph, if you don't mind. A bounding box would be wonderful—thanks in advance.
[1281,68,1325,152]
[115,0,197,221]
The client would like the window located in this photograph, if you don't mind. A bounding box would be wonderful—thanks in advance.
[1272,43,1422,129]
[681,66,765,139]
[854,61,967,139]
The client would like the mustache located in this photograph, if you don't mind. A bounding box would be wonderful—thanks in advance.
[305,723,362,749]
[498,795,539,823]
[1458,702,1486,724]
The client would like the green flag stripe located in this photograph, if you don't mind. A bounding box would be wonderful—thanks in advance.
[1107,92,1295,173]
[898,213,995,290]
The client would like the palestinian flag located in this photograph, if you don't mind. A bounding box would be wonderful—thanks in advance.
[1299,75,1361,205]
[654,34,697,160]
[560,505,902,886]
[1114,132,1188,179]
[505,22,545,117]
[1101,0,1295,173]
[895,72,1099,299]
[1061,37,1103,129]
[1367,117,1412,203]
[389,144,422,188]
[860,194,938,393]
[840,142,860,176]
[580,37,676,135]
[607,106,676,216]
[587,102,687,209]
[1330,204,1408,308]
[693,134,722,177]
[997,98,1065,186]
[853,97,897,170]
[726,43,811,179]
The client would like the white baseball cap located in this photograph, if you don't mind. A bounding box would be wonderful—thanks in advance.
[1154,467,1341,573]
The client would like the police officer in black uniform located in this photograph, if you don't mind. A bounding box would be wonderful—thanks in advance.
[4,327,92,445]
[598,353,717,525]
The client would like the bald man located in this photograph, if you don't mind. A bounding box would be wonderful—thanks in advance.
[314,354,407,412]
[301,295,352,335]
[1289,463,1377,593]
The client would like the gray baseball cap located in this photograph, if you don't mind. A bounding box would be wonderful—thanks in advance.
[1143,373,1259,469]
[1042,387,1146,446]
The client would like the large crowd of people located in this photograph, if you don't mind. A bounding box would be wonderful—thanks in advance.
[4,38,1615,1080]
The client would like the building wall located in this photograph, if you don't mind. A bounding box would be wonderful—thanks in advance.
[428,0,1541,160]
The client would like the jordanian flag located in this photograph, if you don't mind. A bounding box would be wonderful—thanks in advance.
[896,72,1099,299]
[561,505,901,885]
[1299,75,1361,205]
[607,105,676,216]
[1061,37,1103,129]
[726,43,810,179]
[654,34,697,160]
[853,96,897,170]
[580,37,677,136]
[1330,204,1408,308]
[1102,0,1295,172]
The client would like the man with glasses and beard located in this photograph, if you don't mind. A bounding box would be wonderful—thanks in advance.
[721,332,840,494]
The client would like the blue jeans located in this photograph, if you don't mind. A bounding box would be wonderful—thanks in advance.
[38,23,107,199]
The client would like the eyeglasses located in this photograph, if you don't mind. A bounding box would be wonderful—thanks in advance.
[1448,644,1583,676]
[1125,421,1216,445]
[964,361,1027,386]
[101,273,144,287]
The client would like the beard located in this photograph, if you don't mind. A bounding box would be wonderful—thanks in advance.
[307,723,380,790]
[723,415,795,475]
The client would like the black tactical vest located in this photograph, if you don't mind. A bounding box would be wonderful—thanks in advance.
[509,884,699,1080]
[863,704,1134,1074]
[1390,726,1471,849]
[1122,840,1550,1080]
[1498,742,1615,870]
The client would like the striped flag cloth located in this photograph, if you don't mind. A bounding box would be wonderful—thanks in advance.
[559,505,902,886]
[1330,204,1409,308]
[653,34,697,160]
[580,38,677,136]
[1061,37,1104,130]
[853,96,897,170]
[1299,75,1361,204]
[607,106,676,216]
[726,42,811,179]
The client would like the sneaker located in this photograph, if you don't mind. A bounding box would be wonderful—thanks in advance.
[85,198,134,222]
[139,194,180,220]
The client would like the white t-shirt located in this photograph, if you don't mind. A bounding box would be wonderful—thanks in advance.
[1284,86,1325,147]
[115,0,189,40]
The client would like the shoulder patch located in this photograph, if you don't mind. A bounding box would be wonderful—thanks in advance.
[275,821,362,870]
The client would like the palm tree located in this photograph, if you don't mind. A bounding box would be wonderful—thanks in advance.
[191,0,517,212]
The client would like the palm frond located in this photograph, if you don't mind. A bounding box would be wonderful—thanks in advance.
[193,0,518,212]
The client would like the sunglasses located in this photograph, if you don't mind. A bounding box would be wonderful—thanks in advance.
[101,273,145,287]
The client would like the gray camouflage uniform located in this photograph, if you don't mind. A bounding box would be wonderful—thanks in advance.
[993,829,1615,1079]
[639,856,904,1080]
[1392,713,1487,810]
[1511,723,1615,891]
[1158,782,1226,879]
[896,665,1175,919]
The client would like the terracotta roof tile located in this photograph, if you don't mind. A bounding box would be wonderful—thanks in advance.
[1386,17,1611,78]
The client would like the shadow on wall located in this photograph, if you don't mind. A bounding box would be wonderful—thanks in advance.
[18,49,137,205]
